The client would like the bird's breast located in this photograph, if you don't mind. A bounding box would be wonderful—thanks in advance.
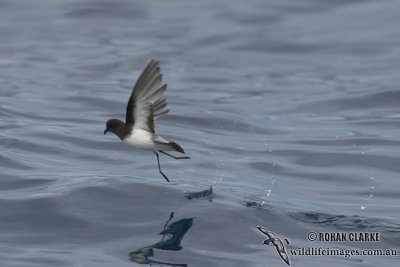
[123,129,156,150]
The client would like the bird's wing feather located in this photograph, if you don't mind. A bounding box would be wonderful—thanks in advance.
[133,102,155,133]
[126,60,169,133]
[257,226,271,237]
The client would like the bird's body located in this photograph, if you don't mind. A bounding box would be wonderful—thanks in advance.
[104,59,189,182]
[124,128,157,150]
[123,129,171,151]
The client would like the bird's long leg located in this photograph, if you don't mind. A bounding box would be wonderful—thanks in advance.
[154,151,170,182]
[159,150,190,160]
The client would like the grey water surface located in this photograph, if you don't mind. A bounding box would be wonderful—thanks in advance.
[1,0,399,266]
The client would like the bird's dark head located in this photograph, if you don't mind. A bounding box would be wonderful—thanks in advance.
[104,119,125,135]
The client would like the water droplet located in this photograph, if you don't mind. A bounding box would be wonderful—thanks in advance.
[361,206,367,210]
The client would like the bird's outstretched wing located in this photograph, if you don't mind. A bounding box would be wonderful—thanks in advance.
[126,59,169,133]
[257,226,290,266]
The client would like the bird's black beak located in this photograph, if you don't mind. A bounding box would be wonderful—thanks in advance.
[104,129,108,135]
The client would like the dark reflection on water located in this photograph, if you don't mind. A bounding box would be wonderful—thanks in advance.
[185,186,213,200]
[129,212,193,266]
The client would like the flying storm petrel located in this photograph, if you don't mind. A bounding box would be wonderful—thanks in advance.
[104,59,190,182]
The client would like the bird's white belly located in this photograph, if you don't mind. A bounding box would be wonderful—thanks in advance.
[123,129,156,150]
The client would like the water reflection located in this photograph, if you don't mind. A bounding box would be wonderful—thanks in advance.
[129,212,193,266]
[185,186,213,201]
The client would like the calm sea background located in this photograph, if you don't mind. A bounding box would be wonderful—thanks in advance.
[1,0,399,266]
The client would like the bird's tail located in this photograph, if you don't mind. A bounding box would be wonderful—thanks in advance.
[168,141,185,154]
